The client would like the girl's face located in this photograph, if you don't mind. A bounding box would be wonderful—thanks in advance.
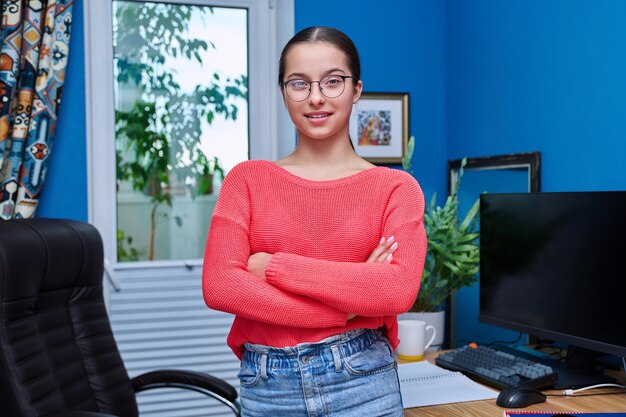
[281,42,362,144]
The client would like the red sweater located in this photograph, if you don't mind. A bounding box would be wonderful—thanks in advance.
[202,160,427,359]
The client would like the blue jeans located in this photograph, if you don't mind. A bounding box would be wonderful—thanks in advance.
[238,328,403,417]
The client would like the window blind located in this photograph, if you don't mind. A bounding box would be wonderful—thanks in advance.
[108,265,239,417]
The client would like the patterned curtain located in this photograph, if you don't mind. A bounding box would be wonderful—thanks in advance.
[0,0,73,220]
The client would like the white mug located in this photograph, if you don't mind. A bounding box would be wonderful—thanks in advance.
[396,320,437,361]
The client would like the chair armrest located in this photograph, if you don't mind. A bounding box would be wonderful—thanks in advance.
[131,369,239,415]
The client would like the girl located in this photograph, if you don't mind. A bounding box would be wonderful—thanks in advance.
[203,26,427,416]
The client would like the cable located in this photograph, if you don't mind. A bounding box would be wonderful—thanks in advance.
[486,332,523,347]
[533,345,566,361]
[562,383,626,396]
[457,334,524,347]
[549,390,626,398]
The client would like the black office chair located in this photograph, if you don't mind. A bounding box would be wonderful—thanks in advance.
[0,218,240,417]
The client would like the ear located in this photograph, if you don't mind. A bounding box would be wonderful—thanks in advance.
[281,88,288,107]
[352,79,363,104]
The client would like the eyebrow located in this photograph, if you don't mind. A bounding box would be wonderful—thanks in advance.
[286,68,347,79]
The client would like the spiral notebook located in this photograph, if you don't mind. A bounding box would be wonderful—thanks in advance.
[397,360,498,408]
[504,413,626,416]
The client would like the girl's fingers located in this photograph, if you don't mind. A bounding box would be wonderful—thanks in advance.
[366,237,388,261]
[381,241,398,262]
[389,241,398,252]
[367,236,398,263]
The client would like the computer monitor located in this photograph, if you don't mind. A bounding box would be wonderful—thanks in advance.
[479,191,626,388]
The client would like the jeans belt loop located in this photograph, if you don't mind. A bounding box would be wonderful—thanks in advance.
[260,353,268,379]
[330,344,342,372]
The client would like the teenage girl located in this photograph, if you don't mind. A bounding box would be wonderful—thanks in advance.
[203,26,427,417]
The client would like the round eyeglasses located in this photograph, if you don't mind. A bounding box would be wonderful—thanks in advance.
[280,75,354,102]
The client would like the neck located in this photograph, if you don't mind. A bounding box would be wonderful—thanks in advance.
[291,134,358,166]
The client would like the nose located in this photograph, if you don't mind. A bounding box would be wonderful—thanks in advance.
[307,81,325,104]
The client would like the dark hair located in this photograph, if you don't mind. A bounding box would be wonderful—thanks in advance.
[278,26,361,86]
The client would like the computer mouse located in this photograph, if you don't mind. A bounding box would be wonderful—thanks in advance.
[496,385,547,408]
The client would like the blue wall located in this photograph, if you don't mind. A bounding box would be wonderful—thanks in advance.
[295,0,448,201]
[447,0,626,192]
[37,0,87,221]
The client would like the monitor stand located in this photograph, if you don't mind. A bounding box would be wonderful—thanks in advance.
[551,345,617,389]
[497,345,617,389]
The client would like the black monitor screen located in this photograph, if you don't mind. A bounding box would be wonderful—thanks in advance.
[479,191,626,358]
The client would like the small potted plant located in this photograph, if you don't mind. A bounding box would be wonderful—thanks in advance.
[193,149,225,195]
[401,136,480,349]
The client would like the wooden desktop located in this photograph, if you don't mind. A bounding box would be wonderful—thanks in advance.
[403,351,626,417]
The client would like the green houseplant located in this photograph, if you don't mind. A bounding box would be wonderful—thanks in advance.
[192,149,225,196]
[116,101,172,261]
[402,136,480,313]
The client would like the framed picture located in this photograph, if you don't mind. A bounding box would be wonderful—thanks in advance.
[349,92,409,164]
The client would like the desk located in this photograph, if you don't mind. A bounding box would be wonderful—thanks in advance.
[403,352,626,417]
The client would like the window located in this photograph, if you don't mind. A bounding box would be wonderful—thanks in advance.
[113,2,249,262]
[86,0,294,265]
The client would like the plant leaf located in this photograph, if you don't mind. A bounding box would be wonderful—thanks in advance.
[460,198,480,232]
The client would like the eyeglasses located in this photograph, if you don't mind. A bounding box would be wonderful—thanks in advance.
[280,75,354,102]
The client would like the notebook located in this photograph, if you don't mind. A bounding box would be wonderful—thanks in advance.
[504,413,626,417]
[397,360,498,408]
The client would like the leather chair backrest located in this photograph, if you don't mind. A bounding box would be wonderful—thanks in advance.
[0,219,138,417]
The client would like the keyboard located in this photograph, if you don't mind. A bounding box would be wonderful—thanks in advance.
[435,345,558,390]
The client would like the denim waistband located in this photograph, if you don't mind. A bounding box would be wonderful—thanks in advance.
[242,328,386,369]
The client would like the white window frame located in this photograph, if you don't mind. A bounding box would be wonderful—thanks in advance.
[84,0,294,272]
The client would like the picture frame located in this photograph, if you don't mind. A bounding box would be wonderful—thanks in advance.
[349,92,409,164]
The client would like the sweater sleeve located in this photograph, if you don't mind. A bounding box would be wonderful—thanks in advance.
[202,163,348,328]
[264,177,427,317]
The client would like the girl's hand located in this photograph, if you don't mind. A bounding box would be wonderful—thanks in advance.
[366,236,398,263]
[247,252,273,279]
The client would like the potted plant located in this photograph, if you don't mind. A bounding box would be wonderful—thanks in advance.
[401,136,480,349]
[193,149,225,195]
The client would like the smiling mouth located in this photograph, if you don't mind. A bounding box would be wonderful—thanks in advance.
[306,113,332,119]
